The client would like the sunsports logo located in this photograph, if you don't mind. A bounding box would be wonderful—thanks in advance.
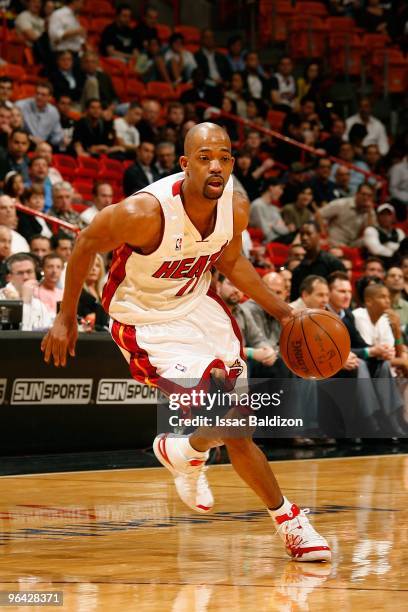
[97,379,158,404]
[11,379,93,405]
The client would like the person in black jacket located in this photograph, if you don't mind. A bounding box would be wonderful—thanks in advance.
[290,221,346,301]
[194,29,232,87]
[47,50,82,103]
[78,52,118,110]
[123,141,159,196]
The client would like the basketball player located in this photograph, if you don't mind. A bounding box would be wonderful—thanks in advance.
[41,123,331,562]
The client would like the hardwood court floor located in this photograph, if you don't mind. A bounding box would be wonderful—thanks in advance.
[0,454,407,611]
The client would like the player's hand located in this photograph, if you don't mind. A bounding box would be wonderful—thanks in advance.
[41,312,78,367]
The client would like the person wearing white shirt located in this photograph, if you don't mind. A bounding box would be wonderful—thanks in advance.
[0,195,30,253]
[389,155,408,220]
[48,0,86,54]
[113,103,142,157]
[15,0,45,47]
[0,253,52,330]
[80,181,113,226]
[345,98,389,156]
[363,203,405,258]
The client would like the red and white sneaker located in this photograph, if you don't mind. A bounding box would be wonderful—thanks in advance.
[274,503,331,562]
[153,433,214,514]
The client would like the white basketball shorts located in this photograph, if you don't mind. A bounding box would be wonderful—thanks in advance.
[110,289,247,397]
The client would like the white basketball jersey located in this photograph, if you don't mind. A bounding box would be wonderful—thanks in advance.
[102,172,234,325]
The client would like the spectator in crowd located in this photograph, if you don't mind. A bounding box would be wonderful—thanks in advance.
[280,162,307,205]
[345,97,389,156]
[18,185,52,241]
[233,151,268,202]
[9,107,24,131]
[34,252,64,316]
[79,51,118,110]
[0,129,30,184]
[225,72,247,118]
[165,33,197,83]
[34,142,63,185]
[321,117,346,157]
[332,165,353,199]
[162,102,185,151]
[317,182,376,247]
[137,99,162,144]
[51,232,72,288]
[330,142,371,193]
[364,144,382,175]
[0,195,29,253]
[216,274,277,367]
[310,158,336,206]
[340,256,353,282]
[180,67,222,111]
[0,103,12,150]
[362,257,386,282]
[226,34,246,73]
[80,181,113,225]
[48,50,82,103]
[389,154,408,221]
[16,82,63,147]
[133,4,159,51]
[290,221,345,300]
[56,94,75,152]
[155,141,177,177]
[29,234,51,260]
[384,267,408,335]
[244,131,272,165]
[73,98,120,158]
[100,3,137,62]
[48,182,84,236]
[0,77,14,110]
[28,156,53,212]
[290,274,329,310]
[15,0,45,47]
[280,267,292,299]
[0,252,52,330]
[296,61,323,104]
[136,37,172,83]
[363,203,405,259]
[275,114,304,166]
[269,56,297,112]
[3,171,25,200]
[354,283,408,381]
[282,186,314,232]
[241,51,268,100]
[123,141,159,196]
[195,28,232,87]
[113,102,142,157]
[0,225,12,286]
[357,0,390,34]
[249,177,294,244]
[78,253,109,330]
[48,0,86,56]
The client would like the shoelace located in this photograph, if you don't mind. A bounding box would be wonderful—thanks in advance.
[180,466,210,496]
[275,507,318,544]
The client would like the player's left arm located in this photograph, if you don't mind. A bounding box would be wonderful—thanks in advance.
[216,192,293,324]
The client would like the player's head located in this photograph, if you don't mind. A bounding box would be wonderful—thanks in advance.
[180,122,234,201]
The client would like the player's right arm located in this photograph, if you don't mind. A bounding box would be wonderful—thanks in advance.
[41,194,162,367]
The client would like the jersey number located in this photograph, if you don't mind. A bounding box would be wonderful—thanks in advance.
[175,277,200,297]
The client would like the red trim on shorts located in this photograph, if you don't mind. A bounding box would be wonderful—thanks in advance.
[101,244,133,312]
[206,288,246,360]
[110,319,228,407]
[172,179,183,197]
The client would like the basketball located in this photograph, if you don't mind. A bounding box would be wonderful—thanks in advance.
[280,309,351,379]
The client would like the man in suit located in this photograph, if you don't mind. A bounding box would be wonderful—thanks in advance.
[123,141,159,196]
[79,51,118,111]
[194,29,231,87]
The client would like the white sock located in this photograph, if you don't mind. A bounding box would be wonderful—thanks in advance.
[267,496,294,521]
[177,436,208,460]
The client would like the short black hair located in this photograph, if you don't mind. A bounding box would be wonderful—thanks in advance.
[169,33,184,46]
[29,234,51,245]
[6,252,37,273]
[327,271,350,288]
[356,276,383,304]
[363,256,384,271]
[116,3,132,14]
[0,76,12,85]
[85,98,101,109]
[51,233,73,249]
[10,128,30,140]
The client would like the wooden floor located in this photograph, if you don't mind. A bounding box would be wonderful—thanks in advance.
[0,454,407,611]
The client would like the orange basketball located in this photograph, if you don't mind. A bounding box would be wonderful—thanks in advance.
[279,309,351,379]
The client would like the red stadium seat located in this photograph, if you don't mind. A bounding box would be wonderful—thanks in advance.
[266,242,290,266]
[294,2,327,17]
[0,64,26,80]
[289,17,327,59]
[126,76,146,100]
[329,34,364,76]
[247,227,265,244]
[82,1,115,18]
[100,57,128,77]
[146,81,178,100]
[76,157,99,180]
[174,25,200,44]
[326,17,356,33]
[156,23,171,43]
[98,158,123,183]
[53,155,77,181]
[72,179,94,200]
[111,76,126,100]
[267,110,286,132]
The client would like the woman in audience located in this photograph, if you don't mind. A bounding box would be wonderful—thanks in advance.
[78,253,109,331]
[10,107,24,130]
[225,72,248,118]
[4,172,25,200]
[18,185,52,241]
